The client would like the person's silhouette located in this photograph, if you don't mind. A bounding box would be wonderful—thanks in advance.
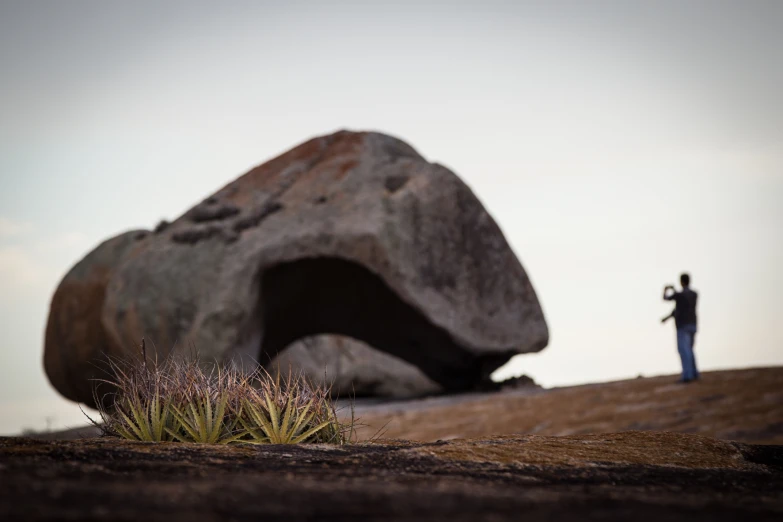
[661,273,699,382]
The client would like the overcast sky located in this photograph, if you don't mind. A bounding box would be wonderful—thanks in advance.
[1,0,781,434]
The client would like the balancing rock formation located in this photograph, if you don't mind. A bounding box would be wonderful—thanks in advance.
[44,131,548,406]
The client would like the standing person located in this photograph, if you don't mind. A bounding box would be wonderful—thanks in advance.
[661,273,699,382]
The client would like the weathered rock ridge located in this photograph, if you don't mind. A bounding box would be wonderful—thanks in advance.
[44,130,548,406]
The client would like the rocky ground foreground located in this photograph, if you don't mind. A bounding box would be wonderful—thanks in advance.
[7,368,783,522]
[6,367,781,520]
[1,431,781,521]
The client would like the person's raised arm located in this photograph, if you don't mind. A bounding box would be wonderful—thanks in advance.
[663,285,676,301]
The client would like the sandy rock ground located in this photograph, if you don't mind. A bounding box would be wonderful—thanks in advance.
[349,367,783,443]
[1,431,781,521]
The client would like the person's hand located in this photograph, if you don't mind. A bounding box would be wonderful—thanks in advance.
[661,316,670,323]
[664,284,674,290]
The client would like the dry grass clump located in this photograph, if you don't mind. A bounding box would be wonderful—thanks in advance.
[92,346,350,445]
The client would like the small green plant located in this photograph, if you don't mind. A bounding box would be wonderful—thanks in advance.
[167,390,244,444]
[113,391,174,442]
[94,354,177,442]
[240,374,334,444]
[93,342,351,445]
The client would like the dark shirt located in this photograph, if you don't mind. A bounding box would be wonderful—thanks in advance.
[665,288,698,328]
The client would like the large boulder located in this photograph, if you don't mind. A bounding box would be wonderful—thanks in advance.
[44,130,548,407]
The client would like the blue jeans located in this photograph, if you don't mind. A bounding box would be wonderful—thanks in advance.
[677,324,699,381]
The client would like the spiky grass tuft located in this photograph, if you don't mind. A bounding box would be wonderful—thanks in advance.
[93,347,351,445]
[240,371,340,444]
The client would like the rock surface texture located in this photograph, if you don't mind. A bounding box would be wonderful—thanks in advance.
[44,131,548,406]
[352,367,783,444]
[2,432,781,521]
[43,229,150,404]
[272,335,442,397]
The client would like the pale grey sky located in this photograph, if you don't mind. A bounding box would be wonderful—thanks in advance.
[1,0,781,434]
